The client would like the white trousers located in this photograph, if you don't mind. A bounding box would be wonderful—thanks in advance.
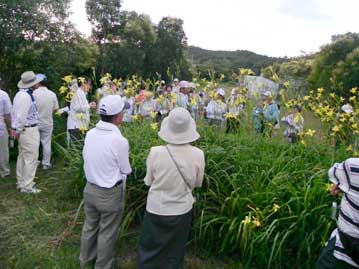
[16,126,40,190]
[0,130,10,177]
[39,125,53,166]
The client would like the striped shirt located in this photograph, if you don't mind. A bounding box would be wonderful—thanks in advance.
[328,158,359,267]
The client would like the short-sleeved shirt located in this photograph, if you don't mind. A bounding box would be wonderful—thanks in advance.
[144,144,205,216]
[0,90,12,136]
[33,86,59,128]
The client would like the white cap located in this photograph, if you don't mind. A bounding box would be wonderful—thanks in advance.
[179,80,188,88]
[188,82,196,88]
[217,88,225,97]
[99,95,130,116]
[262,91,272,97]
[173,78,179,82]
[341,104,353,114]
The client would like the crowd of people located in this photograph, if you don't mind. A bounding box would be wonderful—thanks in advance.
[1,70,358,269]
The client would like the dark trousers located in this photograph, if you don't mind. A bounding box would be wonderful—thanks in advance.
[316,237,358,269]
[138,209,193,269]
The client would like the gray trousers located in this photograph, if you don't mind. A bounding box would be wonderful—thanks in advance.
[79,181,125,269]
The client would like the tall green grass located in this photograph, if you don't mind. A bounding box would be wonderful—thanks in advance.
[46,112,349,268]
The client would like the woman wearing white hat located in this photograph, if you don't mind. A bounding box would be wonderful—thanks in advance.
[138,107,205,269]
[206,88,227,127]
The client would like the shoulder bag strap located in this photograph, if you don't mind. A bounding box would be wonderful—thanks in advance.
[165,145,192,190]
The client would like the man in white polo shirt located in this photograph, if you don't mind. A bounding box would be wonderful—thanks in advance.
[33,74,59,169]
[80,95,132,269]
[0,85,12,178]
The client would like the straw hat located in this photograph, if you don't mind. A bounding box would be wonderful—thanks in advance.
[158,107,200,144]
[17,71,43,89]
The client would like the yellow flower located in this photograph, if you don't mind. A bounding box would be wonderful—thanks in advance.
[150,111,157,119]
[62,75,73,84]
[78,77,85,85]
[349,96,356,102]
[350,87,358,94]
[242,216,251,225]
[329,93,336,99]
[305,129,316,137]
[332,125,341,132]
[294,114,301,123]
[150,123,158,130]
[133,114,141,121]
[326,183,334,192]
[317,88,325,93]
[76,113,84,120]
[220,74,225,80]
[100,73,112,85]
[347,145,354,152]
[283,81,290,89]
[272,204,280,212]
[354,151,359,157]
[300,140,307,146]
[55,110,62,116]
[340,97,345,103]
[59,86,68,95]
[79,127,88,134]
[252,217,261,227]
[303,96,310,101]
[352,123,359,130]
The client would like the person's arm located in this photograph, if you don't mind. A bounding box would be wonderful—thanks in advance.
[3,93,12,129]
[53,94,60,112]
[195,150,205,187]
[144,148,154,186]
[112,138,132,176]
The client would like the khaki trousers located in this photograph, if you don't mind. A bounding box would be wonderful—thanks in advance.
[80,182,125,269]
[38,125,53,166]
[0,130,10,177]
[16,126,40,190]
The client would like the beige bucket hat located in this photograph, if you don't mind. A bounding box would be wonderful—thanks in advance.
[17,71,43,89]
[158,107,200,144]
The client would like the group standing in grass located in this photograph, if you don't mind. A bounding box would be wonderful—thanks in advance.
[1,71,358,269]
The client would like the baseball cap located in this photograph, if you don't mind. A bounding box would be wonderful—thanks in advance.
[99,95,130,116]
[173,78,179,82]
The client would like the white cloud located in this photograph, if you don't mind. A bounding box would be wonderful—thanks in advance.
[70,0,359,57]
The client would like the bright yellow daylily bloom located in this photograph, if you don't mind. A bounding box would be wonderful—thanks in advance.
[150,123,158,130]
[305,129,316,137]
[242,216,251,225]
[272,204,280,212]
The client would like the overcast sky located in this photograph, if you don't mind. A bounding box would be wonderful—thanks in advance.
[70,0,359,57]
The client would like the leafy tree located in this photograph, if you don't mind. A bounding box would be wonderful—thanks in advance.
[0,0,77,89]
[86,0,124,74]
[147,17,191,81]
[308,32,359,91]
[332,47,359,97]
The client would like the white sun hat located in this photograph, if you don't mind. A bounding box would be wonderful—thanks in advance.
[341,104,353,114]
[179,80,188,88]
[99,95,130,116]
[173,78,179,82]
[158,107,200,145]
[216,88,225,97]
[17,71,43,89]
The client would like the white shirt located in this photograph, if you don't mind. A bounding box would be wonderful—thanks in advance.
[33,86,59,128]
[206,100,227,121]
[0,90,12,136]
[122,96,135,122]
[11,89,38,132]
[83,121,132,188]
[68,88,90,130]
[144,144,205,216]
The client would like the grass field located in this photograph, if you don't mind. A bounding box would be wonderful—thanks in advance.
[0,104,351,269]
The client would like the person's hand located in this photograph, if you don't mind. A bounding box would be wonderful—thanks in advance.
[330,184,341,196]
[10,129,19,140]
[89,101,97,109]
